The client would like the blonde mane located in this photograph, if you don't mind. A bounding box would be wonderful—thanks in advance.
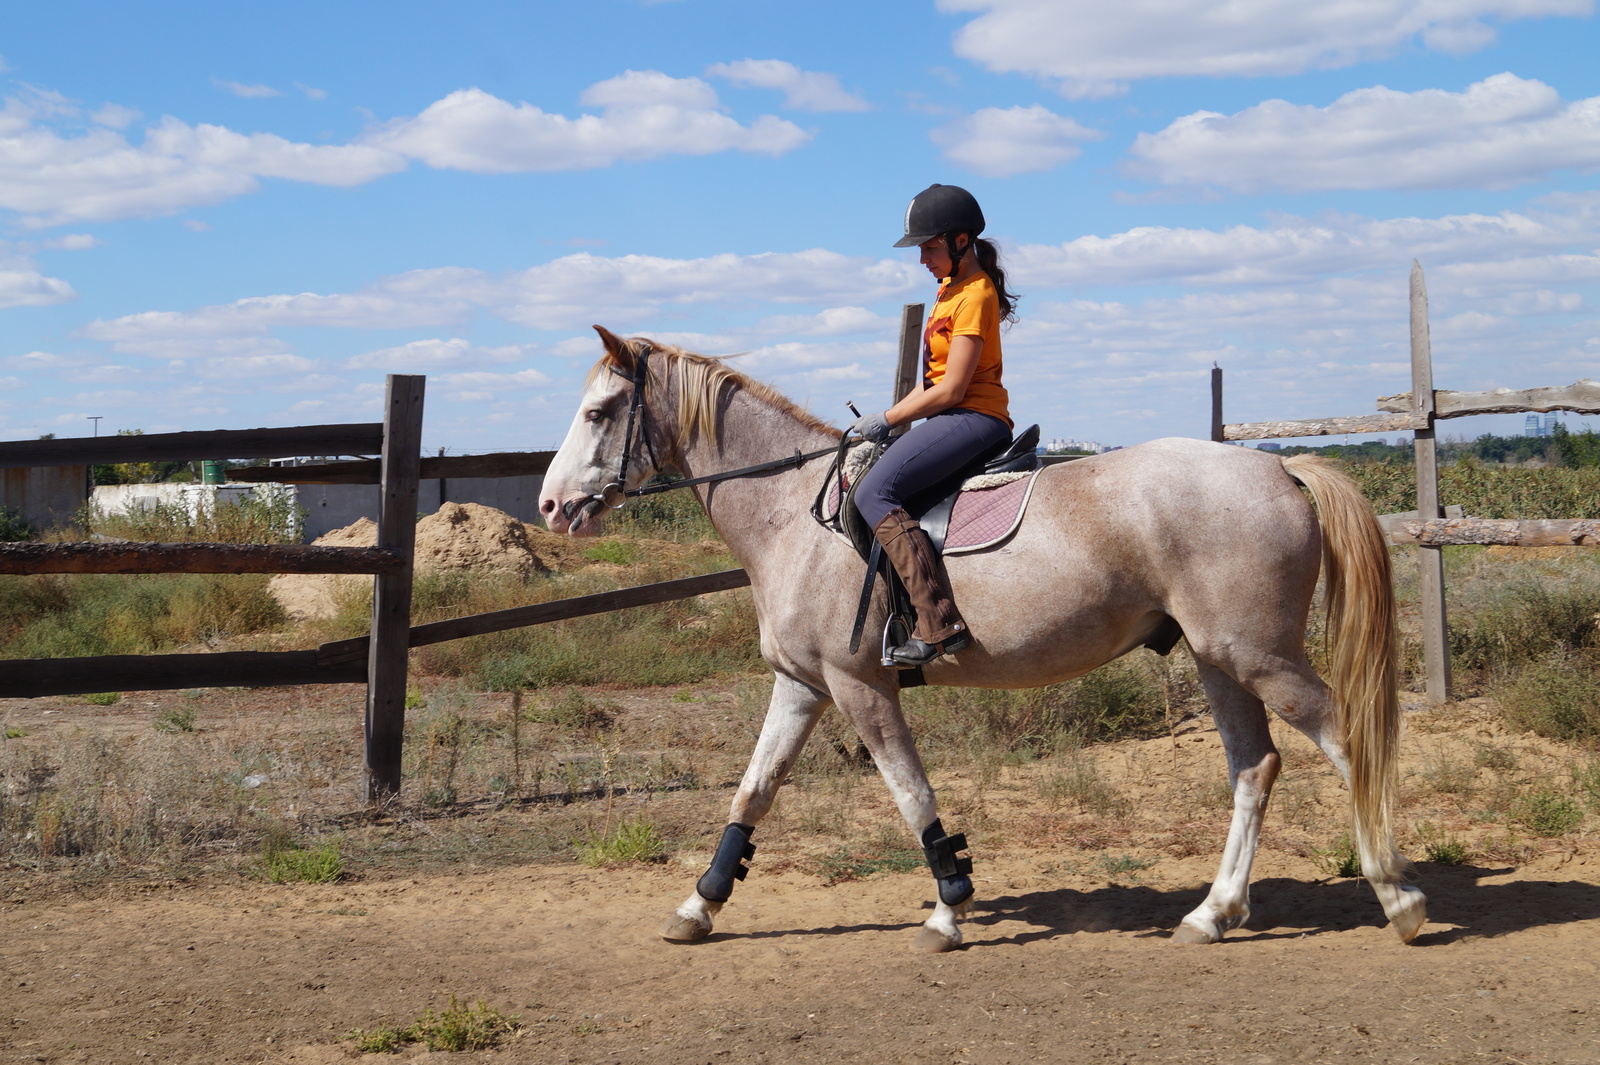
[589,337,836,448]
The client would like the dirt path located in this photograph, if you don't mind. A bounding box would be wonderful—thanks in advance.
[6,849,1600,1064]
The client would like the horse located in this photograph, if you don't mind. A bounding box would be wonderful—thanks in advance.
[537,326,1427,952]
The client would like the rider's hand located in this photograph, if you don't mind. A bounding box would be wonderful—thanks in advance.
[851,410,892,444]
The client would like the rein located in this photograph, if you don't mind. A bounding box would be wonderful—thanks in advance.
[574,342,843,516]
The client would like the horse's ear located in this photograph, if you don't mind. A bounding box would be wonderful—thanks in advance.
[593,325,633,373]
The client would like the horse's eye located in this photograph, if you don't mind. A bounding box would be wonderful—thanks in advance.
[584,409,603,423]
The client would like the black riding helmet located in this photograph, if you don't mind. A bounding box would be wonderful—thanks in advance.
[894,183,985,248]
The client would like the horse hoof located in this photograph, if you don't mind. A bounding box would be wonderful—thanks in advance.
[659,913,712,942]
[911,926,961,953]
[1390,891,1428,944]
[1170,919,1220,945]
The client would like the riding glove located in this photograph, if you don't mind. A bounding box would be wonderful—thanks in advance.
[851,410,892,444]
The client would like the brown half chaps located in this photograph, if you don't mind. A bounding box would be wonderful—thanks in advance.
[872,507,966,647]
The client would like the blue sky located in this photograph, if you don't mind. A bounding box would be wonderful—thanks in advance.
[3,0,1598,453]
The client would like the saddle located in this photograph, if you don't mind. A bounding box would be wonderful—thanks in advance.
[840,423,1043,562]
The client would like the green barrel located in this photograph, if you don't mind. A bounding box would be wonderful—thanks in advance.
[201,460,227,484]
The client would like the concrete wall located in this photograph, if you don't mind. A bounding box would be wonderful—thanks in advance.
[87,475,546,543]
[293,475,546,542]
[1,466,89,534]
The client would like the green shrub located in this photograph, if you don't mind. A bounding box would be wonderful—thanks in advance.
[1453,580,1600,676]
[1423,838,1470,865]
[0,573,285,660]
[581,539,639,565]
[348,995,519,1054]
[153,706,196,733]
[1314,834,1362,877]
[261,839,344,883]
[1512,789,1584,837]
[1575,760,1600,812]
[83,691,122,706]
[577,817,666,866]
[1491,654,1600,743]
[0,506,35,542]
[80,490,303,544]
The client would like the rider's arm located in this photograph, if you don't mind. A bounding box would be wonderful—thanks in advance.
[883,334,981,427]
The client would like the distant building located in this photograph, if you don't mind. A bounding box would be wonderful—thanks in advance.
[1525,413,1544,438]
[1256,442,1281,451]
[1044,436,1106,454]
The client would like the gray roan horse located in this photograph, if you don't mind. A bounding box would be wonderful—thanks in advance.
[538,327,1427,952]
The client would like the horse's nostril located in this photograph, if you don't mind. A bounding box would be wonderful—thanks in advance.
[540,499,555,514]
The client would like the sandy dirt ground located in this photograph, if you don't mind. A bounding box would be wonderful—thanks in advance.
[4,851,1600,1064]
[5,685,1600,1065]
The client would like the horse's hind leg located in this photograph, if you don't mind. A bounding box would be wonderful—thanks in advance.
[660,672,829,942]
[1173,660,1281,944]
[1203,650,1426,942]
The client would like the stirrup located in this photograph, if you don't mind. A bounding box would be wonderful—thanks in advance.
[887,627,971,668]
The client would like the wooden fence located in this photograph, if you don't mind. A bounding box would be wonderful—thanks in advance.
[1210,261,1600,704]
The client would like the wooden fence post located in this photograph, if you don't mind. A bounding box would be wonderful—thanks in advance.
[1210,365,1224,442]
[891,303,926,431]
[365,374,425,799]
[1410,262,1452,704]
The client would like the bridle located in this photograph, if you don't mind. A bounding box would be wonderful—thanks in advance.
[562,342,843,523]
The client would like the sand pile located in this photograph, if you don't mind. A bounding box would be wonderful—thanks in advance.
[269,502,715,621]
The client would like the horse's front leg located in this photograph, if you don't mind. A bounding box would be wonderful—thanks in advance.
[829,673,974,954]
[660,672,829,942]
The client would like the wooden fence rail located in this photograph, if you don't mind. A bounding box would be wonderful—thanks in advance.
[0,423,383,469]
[0,542,403,575]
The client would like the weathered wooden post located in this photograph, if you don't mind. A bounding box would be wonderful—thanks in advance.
[1410,261,1452,704]
[1210,365,1224,443]
[365,374,425,798]
[891,303,926,431]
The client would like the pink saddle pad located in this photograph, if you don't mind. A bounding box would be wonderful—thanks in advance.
[944,471,1041,554]
[821,468,1042,554]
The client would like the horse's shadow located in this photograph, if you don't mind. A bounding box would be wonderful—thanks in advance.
[700,865,1600,946]
[964,864,1600,947]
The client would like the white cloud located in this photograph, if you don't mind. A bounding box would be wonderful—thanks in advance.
[931,104,1101,177]
[91,103,139,129]
[706,59,870,111]
[0,242,76,307]
[43,233,99,250]
[1008,202,1600,288]
[1,72,810,227]
[1129,74,1600,192]
[369,77,810,173]
[77,251,922,360]
[940,0,1595,96]
[755,307,891,336]
[0,89,407,227]
[294,83,327,100]
[346,337,531,371]
[215,79,282,99]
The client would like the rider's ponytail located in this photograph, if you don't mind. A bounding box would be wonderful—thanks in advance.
[972,238,1019,325]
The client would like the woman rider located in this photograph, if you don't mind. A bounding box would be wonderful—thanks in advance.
[850,183,1019,667]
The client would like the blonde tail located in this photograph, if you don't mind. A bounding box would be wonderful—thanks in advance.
[1282,454,1403,881]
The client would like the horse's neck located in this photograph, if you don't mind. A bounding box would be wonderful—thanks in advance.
[673,386,836,563]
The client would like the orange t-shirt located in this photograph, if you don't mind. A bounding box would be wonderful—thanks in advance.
[922,270,1011,428]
